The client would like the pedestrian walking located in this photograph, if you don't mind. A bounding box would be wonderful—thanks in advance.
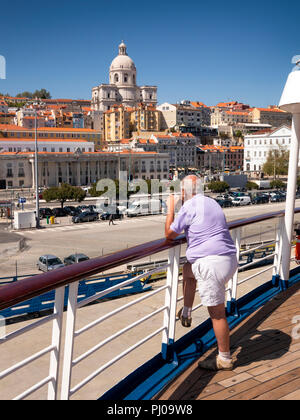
[108,213,115,226]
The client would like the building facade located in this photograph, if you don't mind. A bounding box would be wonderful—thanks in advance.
[243,125,293,173]
[135,132,198,170]
[157,101,211,134]
[250,107,292,127]
[91,42,157,113]
[196,145,244,173]
[0,150,170,189]
[0,124,103,150]
[104,103,162,142]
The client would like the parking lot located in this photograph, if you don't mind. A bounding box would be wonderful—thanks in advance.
[1,197,300,280]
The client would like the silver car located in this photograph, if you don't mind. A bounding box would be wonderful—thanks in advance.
[37,254,65,272]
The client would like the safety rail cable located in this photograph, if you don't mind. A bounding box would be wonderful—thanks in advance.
[0,207,300,400]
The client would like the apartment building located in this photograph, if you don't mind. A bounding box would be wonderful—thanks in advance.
[196,145,244,173]
[211,108,252,127]
[157,101,211,134]
[243,125,293,173]
[251,107,292,127]
[135,132,198,169]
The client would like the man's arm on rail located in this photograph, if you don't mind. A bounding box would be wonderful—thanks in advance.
[165,194,181,240]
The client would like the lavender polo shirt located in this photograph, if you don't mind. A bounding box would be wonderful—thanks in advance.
[170,195,236,263]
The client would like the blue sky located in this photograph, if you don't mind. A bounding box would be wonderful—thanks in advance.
[1,0,299,107]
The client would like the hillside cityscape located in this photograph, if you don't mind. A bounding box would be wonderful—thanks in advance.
[0,41,293,192]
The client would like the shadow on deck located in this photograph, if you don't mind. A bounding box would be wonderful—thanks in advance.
[155,281,300,400]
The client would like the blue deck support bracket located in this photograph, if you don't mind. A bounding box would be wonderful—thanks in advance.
[271,274,280,287]
[226,298,239,317]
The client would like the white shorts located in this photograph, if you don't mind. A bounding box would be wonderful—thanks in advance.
[191,254,238,307]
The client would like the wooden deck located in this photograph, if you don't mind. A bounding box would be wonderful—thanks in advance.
[155,281,300,400]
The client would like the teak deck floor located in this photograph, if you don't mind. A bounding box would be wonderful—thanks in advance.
[155,282,300,400]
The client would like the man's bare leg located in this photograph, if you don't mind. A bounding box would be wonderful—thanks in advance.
[198,303,233,370]
[182,263,196,308]
[207,304,230,353]
[178,263,196,326]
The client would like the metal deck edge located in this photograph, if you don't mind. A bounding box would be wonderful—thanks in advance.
[99,267,300,401]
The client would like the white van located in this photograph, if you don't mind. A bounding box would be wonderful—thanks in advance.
[126,199,163,217]
[232,196,251,206]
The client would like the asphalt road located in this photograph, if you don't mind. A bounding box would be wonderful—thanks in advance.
[1,198,300,279]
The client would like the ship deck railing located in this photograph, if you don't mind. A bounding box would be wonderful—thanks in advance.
[0,208,300,400]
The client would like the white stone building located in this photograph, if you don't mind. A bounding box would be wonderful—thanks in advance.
[0,138,95,154]
[0,149,170,189]
[243,125,293,173]
[157,101,211,132]
[91,42,157,113]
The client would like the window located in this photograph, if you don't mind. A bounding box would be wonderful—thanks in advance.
[114,74,119,83]
[124,73,128,83]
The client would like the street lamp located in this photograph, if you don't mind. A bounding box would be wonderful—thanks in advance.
[34,108,40,228]
[278,59,300,281]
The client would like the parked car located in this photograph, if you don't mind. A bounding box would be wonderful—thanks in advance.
[77,205,90,211]
[100,210,124,221]
[252,195,269,205]
[215,198,233,208]
[37,255,64,272]
[39,207,54,218]
[232,196,251,206]
[270,194,285,203]
[64,253,89,265]
[216,194,232,201]
[72,210,99,223]
[64,206,78,215]
[52,207,68,217]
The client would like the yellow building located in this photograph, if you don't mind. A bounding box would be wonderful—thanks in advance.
[104,105,131,142]
[130,103,161,133]
[251,107,292,127]
[104,103,162,142]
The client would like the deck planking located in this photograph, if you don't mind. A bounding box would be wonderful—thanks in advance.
[154,281,300,400]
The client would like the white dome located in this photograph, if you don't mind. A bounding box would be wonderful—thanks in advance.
[110,41,136,71]
[110,54,136,71]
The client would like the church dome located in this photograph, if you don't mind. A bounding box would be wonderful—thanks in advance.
[110,41,136,71]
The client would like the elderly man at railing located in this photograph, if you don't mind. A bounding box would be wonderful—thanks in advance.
[165,175,238,371]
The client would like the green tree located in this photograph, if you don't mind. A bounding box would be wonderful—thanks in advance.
[246,181,258,190]
[270,179,286,189]
[43,183,86,208]
[262,148,289,178]
[33,89,51,99]
[233,130,244,139]
[207,181,229,193]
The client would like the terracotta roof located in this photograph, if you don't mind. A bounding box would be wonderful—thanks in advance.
[0,137,90,143]
[0,124,99,133]
[190,101,208,108]
[254,107,286,113]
